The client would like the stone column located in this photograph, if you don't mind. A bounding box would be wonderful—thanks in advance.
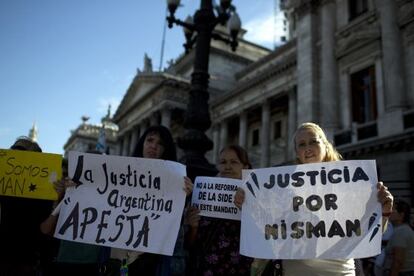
[212,125,220,164]
[129,127,139,155]
[406,38,414,106]
[122,132,131,156]
[376,0,406,111]
[161,108,172,129]
[287,89,297,161]
[118,138,124,156]
[260,101,270,167]
[296,6,318,124]
[375,57,385,116]
[219,120,228,151]
[238,111,248,149]
[339,71,351,129]
[320,0,338,139]
[150,113,159,126]
[142,119,150,131]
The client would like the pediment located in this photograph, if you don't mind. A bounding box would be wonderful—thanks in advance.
[113,73,163,121]
[336,27,381,58]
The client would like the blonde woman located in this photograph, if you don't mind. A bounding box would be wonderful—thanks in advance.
[235,122,394,276]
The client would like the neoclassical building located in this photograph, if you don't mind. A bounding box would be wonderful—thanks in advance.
[110,0,414,202]
[64,112,119,156]
[112,27,271,159]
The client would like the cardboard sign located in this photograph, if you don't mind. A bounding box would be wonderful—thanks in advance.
[54,152,187,256]
[240,160,381,259]
[0,149,61,200]
[192,176,241,220]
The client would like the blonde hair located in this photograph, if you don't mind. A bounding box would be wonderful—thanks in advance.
[293,122,342,163]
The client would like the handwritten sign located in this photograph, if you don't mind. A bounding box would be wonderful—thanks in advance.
[0,149,61,200]
[54,152,187,256]
[192,176,241,221]
[240,160,381,259]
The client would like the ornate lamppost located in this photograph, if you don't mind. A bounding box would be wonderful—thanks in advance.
[166,0,241,179]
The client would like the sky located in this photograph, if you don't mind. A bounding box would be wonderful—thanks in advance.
[0,0,285,155]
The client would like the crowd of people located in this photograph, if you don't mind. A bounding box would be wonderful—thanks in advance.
[0,122,412,276]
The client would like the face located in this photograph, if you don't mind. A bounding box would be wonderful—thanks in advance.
[143,132,165,159]
[295,129,327,164]
[218,149,248,179]
[389,208,404,225]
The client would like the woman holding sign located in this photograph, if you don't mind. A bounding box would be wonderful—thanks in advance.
[235,122,394,276]
[188,145,253,275]
[109,125,193,276]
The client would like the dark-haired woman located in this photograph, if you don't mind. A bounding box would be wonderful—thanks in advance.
[110,125,193,276]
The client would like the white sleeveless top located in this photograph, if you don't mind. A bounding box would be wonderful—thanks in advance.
[283,259,355,276]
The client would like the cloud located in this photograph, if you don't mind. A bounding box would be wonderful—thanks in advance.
[243,11,286,47]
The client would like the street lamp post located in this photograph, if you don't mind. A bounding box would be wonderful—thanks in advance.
[166,0,241,180]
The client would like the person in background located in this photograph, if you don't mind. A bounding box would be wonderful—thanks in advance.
[40,154,104,276]
[109,125,193,276]
[187,145,253,275]
[0,136,55,276]
[383,200,414,276]
[235,122,394,276]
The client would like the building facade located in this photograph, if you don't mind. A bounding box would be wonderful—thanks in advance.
[64,114,118,156]
[210,0,414,202]
[111,0,414,203]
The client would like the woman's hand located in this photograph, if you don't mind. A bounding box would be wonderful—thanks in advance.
[183,176,193,196]
[234,187,245,209]
[377,181,393,215]
[40,214,58,236]
[54,177,76,201]
[184,206,200,228]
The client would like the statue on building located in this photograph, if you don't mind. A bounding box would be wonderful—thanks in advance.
[81,116,90,124]
[28,122,38,142]
[143,53,153,73]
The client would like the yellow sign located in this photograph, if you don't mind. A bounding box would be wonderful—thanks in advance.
[0,149,62,200]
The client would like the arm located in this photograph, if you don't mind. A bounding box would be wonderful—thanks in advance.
[40,214,58,235]
[40,178,75,235]
[377,181,393,232]
[183,176,194,196]
[390,247,406,276]
[234,187,245,209]
[184,206,200,248]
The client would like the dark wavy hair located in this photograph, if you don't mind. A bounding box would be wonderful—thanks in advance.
[133,125,177,162]
[394,200,411,224]
[10,136,42,152]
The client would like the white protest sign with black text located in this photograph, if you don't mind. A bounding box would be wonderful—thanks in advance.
[240,160,381,259]
[54,152,186,256]
[192,176,241,220]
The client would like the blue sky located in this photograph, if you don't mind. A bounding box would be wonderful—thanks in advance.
[0,0,284,154]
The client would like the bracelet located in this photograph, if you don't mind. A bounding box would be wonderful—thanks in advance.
[382,212,392,217]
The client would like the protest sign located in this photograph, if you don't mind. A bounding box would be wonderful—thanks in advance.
[192,176,241,220]
[54,151,187,256]
[240,160,381,259]
[0,149,61,200]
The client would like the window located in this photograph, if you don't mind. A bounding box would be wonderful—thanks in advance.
[252,129,260,146]
[273,121,282,140]
[351,65,377,124]
[349,0,368,21]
